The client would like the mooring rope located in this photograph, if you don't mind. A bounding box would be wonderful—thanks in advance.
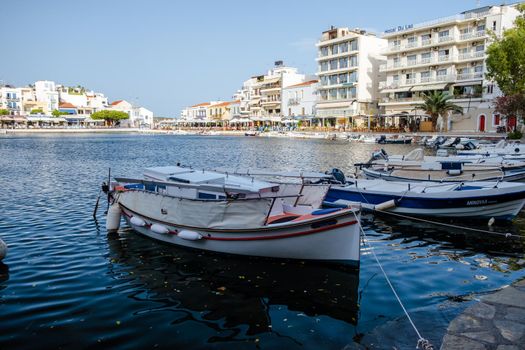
[373,209,523,239]
[352,210,434,350]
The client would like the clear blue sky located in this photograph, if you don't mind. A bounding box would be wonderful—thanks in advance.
[0,0,507,117]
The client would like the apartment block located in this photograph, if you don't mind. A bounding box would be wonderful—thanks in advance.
[316,27,387,126]
[379,4,520,132]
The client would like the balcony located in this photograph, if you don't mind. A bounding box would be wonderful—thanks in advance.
[381,96,423,104]
[438,36,453,43]
[459,30,486,41]
[457,72,484,80]
[457,51,485,61]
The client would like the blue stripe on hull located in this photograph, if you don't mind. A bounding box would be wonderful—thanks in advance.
[326,187,525,210]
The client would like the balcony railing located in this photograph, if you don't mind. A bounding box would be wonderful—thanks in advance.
[457,72,484,80]
[459,30,486,41]
[438,36,453,43]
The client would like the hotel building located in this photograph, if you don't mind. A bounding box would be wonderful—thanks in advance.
[379,4,521,132]
[315,27,387,127]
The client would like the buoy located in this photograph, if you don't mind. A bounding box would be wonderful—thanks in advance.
[106,204,122,233]
[177,230,202,241]
[374,199,396,211]
[150,223,169,234]
[130,216,146,227]
[0,238,7,261]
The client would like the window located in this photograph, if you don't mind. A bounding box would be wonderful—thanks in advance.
[349,55,358,67]
[348,87,357,98]
[340,42,348,52]
[329,89,337,100]
[320,76,328,86]
[320,90,328,100]
[332,44,339,55]
[349,40,358,51]
[392,39,400,46]
[407,54,417,65]
[329,59,338,70]
[339,88,347,99]
[320,61,328,72]
[421,71,431,82]
[438,30,449,38]
[320,46,329,57]
[438,49,449,56]
[393,74,399,82]
[329,75,338,85]
[437,69,447,76]
[460,28,470,34]
[475,45,485,52]
[339,57,348,68]
[349,71,357,82]
[487,84,494,94]
[407,36,417,47]
[493,114,501,126]
[339,73,348,83]
[421,34,431,42]
[492,21,497,31]
[477,24,486,32]
[421,52,431,62]
[474,65,483,73]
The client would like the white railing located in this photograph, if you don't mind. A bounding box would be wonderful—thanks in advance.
[457,72,484,80]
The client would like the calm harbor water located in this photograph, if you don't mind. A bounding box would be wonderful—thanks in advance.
[0,133,524,349]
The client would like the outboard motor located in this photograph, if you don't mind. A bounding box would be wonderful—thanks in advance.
[330,168,346,184]
[462,141,476,150]
[376,135,387,144]
[369,148,388,162]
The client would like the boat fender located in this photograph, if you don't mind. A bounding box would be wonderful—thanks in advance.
[447,169,462,176]
[374,199,396,211]
[150,223,170,234]
[130,216,147,227]
[515,148,520,153]
[0,237,7,261]
[106,204,122,233]
[177,230,202,241]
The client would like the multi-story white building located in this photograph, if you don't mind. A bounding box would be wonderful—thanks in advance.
[379,4,520,132]
[316,27,387,127]
[253,62,305,120]
[0,86,23,115]
[34,80,59,113]
[132,106,154,128]
[282,80,318,118]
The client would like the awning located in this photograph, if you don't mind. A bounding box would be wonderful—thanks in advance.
[411,83,449,92]
[261,77,280,84]
[381,87,412,93]
[453,80,483,87]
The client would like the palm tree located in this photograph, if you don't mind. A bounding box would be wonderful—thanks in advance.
[415,91,463,131]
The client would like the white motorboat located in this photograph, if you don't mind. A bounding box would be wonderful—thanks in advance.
[325,178,525,221]
[361,148,525,182]
[106,166,361,263]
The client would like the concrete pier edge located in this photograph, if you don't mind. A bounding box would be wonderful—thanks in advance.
[441,278,525,350]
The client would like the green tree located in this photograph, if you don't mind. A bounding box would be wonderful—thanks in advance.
[0,109,9,116]
[486,4,525,95]
[30,108,44,114]
[415,91,463,132]
[52,109,69,117]
[91,110,129,126]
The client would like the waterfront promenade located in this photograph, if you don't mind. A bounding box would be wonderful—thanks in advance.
[442,279,525,350]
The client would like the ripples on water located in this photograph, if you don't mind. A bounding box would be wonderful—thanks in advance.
[0,133,524,349]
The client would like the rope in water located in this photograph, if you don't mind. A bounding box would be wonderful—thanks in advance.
[352,210,434,350]
[373,209,523,239]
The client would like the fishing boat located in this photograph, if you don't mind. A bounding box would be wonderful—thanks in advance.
[324,178,525,221]
[105,166,361,263]
[361,148,525,182]
[244,130,258,136]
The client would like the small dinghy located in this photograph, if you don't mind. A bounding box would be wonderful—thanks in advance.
[105,166,361,263]
[324,178,525,221]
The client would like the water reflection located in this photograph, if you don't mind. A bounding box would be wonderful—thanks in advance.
[0,263,9,291]
[106,229,360,340]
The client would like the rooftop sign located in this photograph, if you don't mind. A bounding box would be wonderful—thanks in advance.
[384,24,414,34]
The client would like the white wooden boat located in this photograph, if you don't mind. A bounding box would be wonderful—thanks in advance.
[325,178,525,221]
[106,166,361,263]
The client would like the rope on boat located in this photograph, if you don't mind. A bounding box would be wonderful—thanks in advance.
[373,209,523,239]
[352,211,434,350]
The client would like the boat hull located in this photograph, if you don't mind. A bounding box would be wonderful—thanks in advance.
[362,167,525,182]
[117,198,361,263]
[326,184,525,220]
